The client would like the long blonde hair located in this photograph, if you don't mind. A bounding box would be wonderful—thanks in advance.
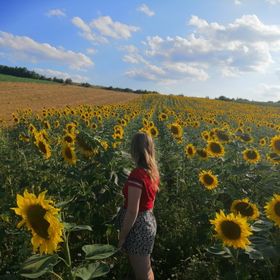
[130,132,160,191]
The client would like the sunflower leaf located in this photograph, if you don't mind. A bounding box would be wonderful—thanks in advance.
[74,262,110,280]
[64,223,93,232]
[20,254,59,278]
[82,244,118,260]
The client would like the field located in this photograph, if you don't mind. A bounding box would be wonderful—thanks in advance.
[0,89,280,279]
[0,81,139,123]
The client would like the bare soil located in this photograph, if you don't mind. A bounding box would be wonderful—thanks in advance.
[0,82,139,122]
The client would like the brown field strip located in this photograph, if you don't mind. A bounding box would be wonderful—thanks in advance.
[0,82,140,122]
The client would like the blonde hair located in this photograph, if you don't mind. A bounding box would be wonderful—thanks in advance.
[131,132,160,191]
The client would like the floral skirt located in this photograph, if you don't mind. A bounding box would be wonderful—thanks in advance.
[114,207,157,256]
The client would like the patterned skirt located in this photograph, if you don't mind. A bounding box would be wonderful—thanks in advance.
[114,207,157,256]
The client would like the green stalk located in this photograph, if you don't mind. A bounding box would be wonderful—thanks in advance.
[63,231,74,280]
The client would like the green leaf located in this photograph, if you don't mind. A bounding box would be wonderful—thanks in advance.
[82,244,118,260]
[20,254,59,279]
[56,196,76,208]
[64,223,93,232]
[75,263,110,280]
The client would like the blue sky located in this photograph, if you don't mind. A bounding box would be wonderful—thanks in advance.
[1,0,280,101]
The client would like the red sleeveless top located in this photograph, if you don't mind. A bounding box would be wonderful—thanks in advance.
[123,167,159,212]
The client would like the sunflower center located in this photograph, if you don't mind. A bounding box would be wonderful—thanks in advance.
[220,220,241,240]
[171,126,179,135]
[274,140,280,151]
[26,204,50,240]
[234,202,254,217]
[246,150,257,160]
[240,134,251,142]
[216,130,229,141]
[188,147,194,155]
[38,141,47,154]
[65,147,73,159]
[204,174,214,185]
[210,142,222,153]
[274,202,280,217]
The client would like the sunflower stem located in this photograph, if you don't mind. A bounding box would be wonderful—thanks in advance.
[63,231,74,280]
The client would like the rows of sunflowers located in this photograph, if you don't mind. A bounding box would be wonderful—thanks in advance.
[0,94,280,279]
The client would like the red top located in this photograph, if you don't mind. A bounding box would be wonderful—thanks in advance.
[123,167,159,212]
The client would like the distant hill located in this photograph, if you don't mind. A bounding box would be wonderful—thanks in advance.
[0,73,55,84]
[0,65,159,95]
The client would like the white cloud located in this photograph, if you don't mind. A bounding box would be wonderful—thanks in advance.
[46,9,66,17]
[123,15,280,82]
[90,16,140,39]
[86,48,97,55]
[35,68,89,83]
[137,4,155,17]
[72,16,139,44]
[0,31,93,69]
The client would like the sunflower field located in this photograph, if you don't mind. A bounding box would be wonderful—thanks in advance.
[1,94,280,279]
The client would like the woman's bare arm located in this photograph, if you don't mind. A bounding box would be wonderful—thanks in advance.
[118,186,142,247]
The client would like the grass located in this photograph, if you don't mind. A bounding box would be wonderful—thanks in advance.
[0,74,55,84]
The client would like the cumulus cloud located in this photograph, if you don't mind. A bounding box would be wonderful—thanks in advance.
[46,9,66,17]
[122,15,280,83]
[137,4,155,17]
[72,16,139,43]
[35,68,89,83]
[0,31,93,69]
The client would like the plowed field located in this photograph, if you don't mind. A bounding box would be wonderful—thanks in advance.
[0,82,139,122]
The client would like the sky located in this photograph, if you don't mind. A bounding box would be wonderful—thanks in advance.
[1,0,280,102]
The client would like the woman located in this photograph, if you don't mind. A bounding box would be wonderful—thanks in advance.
[116,132,160,280]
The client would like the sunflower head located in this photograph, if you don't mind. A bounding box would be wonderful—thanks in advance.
[210,210,252,249]
[242,148,261,164]
[11,190,64,255]
[231,198,260,220]
[265,194,280,227]
[199,170,218,190]
[206,141,225,158]
[270,135,280,155]
[185,144,196,157]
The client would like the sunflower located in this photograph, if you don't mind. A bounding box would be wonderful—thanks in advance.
[170,123,183,140]
[148,126,159,138]
[11,190,63,254]
[54,120,60,128]
[239,133,253,143]
[259,138,266,146]
[270,135,280,155]
[230,198,260,220]
[196,148,208,160]
[210,210,252,249]
[199,170,218,190]
[34,136,51,160]
[185,144,196,157]
[242,148,261,164]
[158,113,168,121]
[214,129,230,143]
[206,141,225,158]
[100,140,109,151]
[91,122,98,130]
[43,121,51,130]
[62,143,77,165]
[264,194,280,227]
[267,152,280,165]
[63,133,76,144]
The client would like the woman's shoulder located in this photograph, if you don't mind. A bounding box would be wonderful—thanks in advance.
[129,167,146,177]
